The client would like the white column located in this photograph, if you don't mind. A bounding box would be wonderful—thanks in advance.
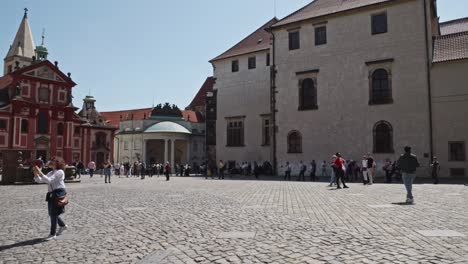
[142,139,146,163]
[164,139,168,163]
[171,139,175,171]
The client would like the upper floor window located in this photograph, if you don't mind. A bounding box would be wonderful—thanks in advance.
[21,119,28,133]
[315,26,327,45]
[370,69,392,105]
[266,53,270,66]
[37,112,48,134]
[289,31,300,50]
[248,57,256,69]
[372,13,388,35]
[57,123,64,136]
[232,60,239,72]
[449,142,466,161]
[373,121,393,153]
[0,119,7,131]
[226,118,244,147]
[287,130,302,153]
[299,78,318,110]
[39,87,49,102]
[74,126,81,136]
[262,117,271,146]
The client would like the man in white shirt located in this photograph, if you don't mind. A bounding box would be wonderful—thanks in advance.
[88,161,96,178]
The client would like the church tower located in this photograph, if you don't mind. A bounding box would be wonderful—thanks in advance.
[3,9,37,75]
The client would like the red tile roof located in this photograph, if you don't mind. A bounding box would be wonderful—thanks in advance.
[0,75,13,90]
[210,18,278,62]
[186,77,214,111]
[182,110,204,123]
[273,0,393,28]
[440,17,468,35]
[100,108,152,127]
[433,31,468,63]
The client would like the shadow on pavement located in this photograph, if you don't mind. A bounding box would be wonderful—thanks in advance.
[0,238,45,252]
[392,202,414,206]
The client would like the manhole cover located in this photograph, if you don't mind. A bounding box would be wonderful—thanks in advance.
[218,231,256,239]
[416,230,465,237]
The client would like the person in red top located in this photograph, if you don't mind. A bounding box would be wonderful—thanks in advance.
[334,153,349,189]
[165,161,171,181]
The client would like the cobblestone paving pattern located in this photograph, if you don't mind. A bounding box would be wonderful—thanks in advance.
[0,176,467,263]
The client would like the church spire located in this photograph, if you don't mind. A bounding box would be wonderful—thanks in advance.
[4,9,36,74]
[5,8,36,59]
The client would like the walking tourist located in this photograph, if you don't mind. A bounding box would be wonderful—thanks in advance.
[218,160,225,179]
[397,146,420,204]
[334,153,349,189]
[103,160,112,183]
[165,161,171,181]
[32,157,68,241]
[284,162,292,181]
[383,158,393,183]
[361,155,370,185]
[367,154,375,185]
[430,156,440,184]
[310,160,317,182]
[88,160,96,178]
[298,161,306,181]
[328,156,337,187]
[321,160,328,177]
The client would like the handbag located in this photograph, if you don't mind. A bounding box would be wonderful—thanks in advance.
[55,195,69,207]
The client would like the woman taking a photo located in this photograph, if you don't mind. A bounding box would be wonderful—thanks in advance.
[32,157,68,241]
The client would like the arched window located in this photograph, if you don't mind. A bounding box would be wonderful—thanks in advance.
[57,123,64,136]
[287,131,302,153]
[373,121,393,153]
[299,78,317,110]
[21,119,28,133]
[370,69,392,104]
[37,112,48,134]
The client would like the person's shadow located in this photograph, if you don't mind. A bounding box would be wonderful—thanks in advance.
[0,238,45,252]
[392,202,414,206]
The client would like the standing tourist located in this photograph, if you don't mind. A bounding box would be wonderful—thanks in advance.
[430,156,440,184]
[383,158,393,183]
[298,161,306,181]
[310,160,317,182]
[397,146,420,204]
[361,155,369,185]
[103,160,112,184]
[321,160,328,178]
[328,156,337,187]
[32,157,68,241]
[165,161,171,181]
[218,160,225,180]
[284,162,292,181]
[88,160,96,178]
[334,153,349,189]
[367,154,375,185]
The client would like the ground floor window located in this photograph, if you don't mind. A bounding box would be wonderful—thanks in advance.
[287,130,302,153]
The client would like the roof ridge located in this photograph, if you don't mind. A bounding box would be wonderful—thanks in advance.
[274,0,318,26]
[100,107,153,113]
[436,30,468,39]
[440,17,468,25]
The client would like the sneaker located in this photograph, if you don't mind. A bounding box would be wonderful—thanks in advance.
[57,225,68,236]
[343,186,349,189]
[337,187,342,189]
[44,235,56,241]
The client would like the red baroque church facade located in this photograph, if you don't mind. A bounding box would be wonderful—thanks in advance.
[0,11,116,166]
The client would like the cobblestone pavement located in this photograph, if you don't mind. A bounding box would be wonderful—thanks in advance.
[0,176,467,264]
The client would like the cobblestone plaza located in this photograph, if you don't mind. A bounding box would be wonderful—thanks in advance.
[0,177,467,263]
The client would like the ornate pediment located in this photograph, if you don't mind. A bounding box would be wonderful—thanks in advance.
[22,65,67,83]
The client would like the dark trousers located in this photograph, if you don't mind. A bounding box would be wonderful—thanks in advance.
[335,169,347,188]
[165,172,170,181]
[299,170,305,181]
[284,171,291,181]
[89,169,94,178]
[218,170,224,179]
[385,170,392,183]
[432,171,439,184]
[48,200,65,235]
[310,171,316,181]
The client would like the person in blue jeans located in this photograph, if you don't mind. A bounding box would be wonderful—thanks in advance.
[397,146,420,204]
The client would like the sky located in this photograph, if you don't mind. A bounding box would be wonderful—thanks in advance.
[0,0,467,112]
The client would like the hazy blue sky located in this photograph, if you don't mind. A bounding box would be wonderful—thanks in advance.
[0,0,466,111]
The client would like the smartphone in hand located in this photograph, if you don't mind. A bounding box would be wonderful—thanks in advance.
[33,159,44,169]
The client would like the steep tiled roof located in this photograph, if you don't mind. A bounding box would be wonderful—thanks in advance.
[210,18,278,62]
[100,108,152,127]
[0,75,13,89]
[182,110,204,123]
[440,17,468,35]
[273,0,393,28]
[186,77,214,111]
[433,31,468,63]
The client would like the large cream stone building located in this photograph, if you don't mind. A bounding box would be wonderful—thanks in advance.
[212,0,468,178]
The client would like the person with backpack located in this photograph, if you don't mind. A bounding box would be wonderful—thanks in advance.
[165,161,171,181]
[32,157,68,241]
[397,146,420,204]
[298,161,306,181]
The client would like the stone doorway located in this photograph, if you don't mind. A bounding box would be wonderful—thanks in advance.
[146,139,165,164]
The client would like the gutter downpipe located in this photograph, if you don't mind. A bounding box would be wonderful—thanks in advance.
[423,0,434,161]
[268,26,278,176]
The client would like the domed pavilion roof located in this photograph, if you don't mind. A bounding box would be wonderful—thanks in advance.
[144,121,191,134]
